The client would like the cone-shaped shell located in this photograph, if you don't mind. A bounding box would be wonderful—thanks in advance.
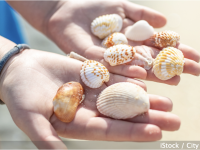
[97,82,149,119]
[91,14,123,39]
[80,60,110,88]
[153,47,184,80]
[102,32,128,48]
[151,30,180,48]
[104,44,136,66]
[53,82,84,123]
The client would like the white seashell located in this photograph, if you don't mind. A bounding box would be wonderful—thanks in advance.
[91,14,123,39]
[80,60,110,88]
[101,32,128,48]
[125,20,154,41]
[104,44,136,66]
[153,47,184,80]
[97,82,150,119]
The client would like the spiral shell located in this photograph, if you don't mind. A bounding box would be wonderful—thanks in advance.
[80,60,110,88]
[101,32,128,48]
[97,82,150,119]
[153,47,184,80]
[151,30,180,48]
[91,14,123,39]
[53,82,84,123]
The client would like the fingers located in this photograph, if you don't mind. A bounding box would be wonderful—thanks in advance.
[14,113,67,149]
[106,73,147,91]
[122,0,167,28]
[183,58,200,76]
[127,110,181,131]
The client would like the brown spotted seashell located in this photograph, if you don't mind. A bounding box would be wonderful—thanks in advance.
[53,82,84,123]
[151,30,180,49]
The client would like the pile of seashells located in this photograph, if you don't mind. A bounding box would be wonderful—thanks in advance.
[53,14,185,123]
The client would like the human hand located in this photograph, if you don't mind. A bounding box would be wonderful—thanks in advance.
[45,0,200,85]
[0,37,180,149]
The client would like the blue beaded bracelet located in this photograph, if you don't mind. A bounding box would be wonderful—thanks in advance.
[0,44,30,104]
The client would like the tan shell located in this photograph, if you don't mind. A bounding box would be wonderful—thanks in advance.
[80,60,110,88]
[53,82,84,123]
[151,30,180,48]
[91,14,123,39]
[101,32,128,48]
[97,82,150,119]
[153,47,184,80]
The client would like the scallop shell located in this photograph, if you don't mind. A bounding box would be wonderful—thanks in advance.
[97,82,150,119]
[153,47,184,80]
[151,30,180,48]
[91,14,123,39]
[80,60,110,88]
[101,32,128,48]
[53,82,84,123]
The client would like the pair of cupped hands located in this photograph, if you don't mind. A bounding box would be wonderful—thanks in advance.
[1,1,200,149]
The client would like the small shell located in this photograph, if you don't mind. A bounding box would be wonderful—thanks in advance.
[53,82,84,123]
[80,60,110,88]
[101,32,128,48]
[153,47,184,80]
[97,82,150,119]
[91,14,123,39]
[104,44,136,66]
[151,30,180,48]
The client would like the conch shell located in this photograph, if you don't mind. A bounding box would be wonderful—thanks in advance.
[97,82,150,119]
[91,14,123,39]
[101,32,128,48]
[153,47,184,80]
[80,60,110,88]
[53,82,84,123]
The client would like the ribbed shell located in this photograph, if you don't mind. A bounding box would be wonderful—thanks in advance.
[152,30,180,48]
[53,82,84,123]
[101,32,128,48]
[104,44,136,66]
[97,82,149,119]
[80,60,110,88]
[153,47,184,80]
[91,14,123,39]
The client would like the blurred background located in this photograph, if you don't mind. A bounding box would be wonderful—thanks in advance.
[0,0,200,149]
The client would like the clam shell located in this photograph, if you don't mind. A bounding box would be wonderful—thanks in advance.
[153,47,184,80]
[97,82,150,119]
[101,32,128,48]
[104,44,136,66]
[80,60,110,88]
[91,14,123,39]
[151,30,180,48]
[53,82,84,123]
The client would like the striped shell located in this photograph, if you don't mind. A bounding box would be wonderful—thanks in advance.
[151,30,180,48]
[153,47,184,80]
[91,14,123,39]
[101,32,128,48]
[80,60,110,88]
[53,82,84,123]
[97,82,150,119]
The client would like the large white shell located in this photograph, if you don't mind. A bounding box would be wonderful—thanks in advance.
[91,14,123,39]
[125,20,154,41]
[80,60,110,88]
[153,47,184,80]
[101,32,128,48]
[97,82,150,119]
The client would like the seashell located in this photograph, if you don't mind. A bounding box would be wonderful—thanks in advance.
[153,47,184,80]
[97,82,150,119]
[80,60,110,88]
[101,32,128,48]
[104,44,153,70]
[69,52,88,62]
[125,20,154,41]
[91,14,123,39]
[53,82,84,123]
[151,30,180,49]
